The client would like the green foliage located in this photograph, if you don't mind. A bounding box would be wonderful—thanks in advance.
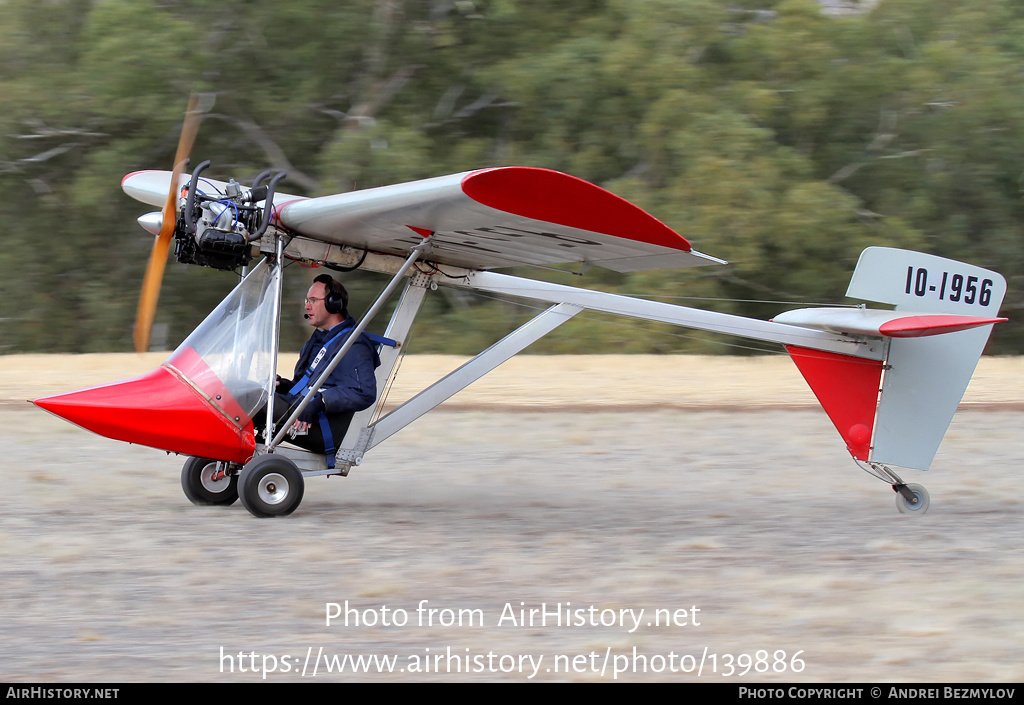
[2,0,1023,355]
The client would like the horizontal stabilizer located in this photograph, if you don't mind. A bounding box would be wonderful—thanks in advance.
[773,308,1006,338]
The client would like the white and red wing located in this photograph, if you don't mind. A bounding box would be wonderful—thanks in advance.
[123,167,724,272]
[277,167,723,271]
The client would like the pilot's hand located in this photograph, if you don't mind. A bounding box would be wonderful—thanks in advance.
[296,393,325,425]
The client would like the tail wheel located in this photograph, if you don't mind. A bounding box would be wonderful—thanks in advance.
[894,483,930,516]
[181,456,238,506]
[238,454,304,518]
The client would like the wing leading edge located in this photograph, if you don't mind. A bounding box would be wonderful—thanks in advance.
[275,167,724,272]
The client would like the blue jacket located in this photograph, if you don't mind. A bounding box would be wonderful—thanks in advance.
[290,317,380,413]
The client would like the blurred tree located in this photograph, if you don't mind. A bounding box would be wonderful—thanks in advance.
[1,0,1022,354]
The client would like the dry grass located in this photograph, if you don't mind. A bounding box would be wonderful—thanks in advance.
[1,354,1022,682]
[6,353,1024,408]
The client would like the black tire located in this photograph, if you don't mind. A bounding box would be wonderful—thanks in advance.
[181,456,239,506]
[238,454,305,518]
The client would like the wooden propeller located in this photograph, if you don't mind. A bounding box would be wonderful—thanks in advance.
[133,94,203,353]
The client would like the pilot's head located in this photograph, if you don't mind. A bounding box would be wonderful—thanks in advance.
[305,274,349,329]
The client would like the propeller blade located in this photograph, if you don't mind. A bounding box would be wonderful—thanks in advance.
[133,94,204,353]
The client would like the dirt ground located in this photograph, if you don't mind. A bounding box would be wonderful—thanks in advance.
[1,354,1022,682]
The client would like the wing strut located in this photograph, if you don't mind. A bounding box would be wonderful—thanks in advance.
[354,300,583,456]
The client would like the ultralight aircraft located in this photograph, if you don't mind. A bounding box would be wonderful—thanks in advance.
[34,97,1008,518]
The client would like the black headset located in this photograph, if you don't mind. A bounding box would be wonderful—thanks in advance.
[314,274,348,315]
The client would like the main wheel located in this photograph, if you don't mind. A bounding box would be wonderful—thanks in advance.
[895,483,930,516]
[238,454,304,518]
[181,456,238,506]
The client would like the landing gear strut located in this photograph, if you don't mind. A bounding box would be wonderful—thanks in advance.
[180,456,238,506]
[859,461,931,516]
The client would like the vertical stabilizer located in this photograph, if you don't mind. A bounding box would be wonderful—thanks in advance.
[853,248,1006,469]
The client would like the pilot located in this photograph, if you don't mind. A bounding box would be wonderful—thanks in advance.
[260,274,381,463]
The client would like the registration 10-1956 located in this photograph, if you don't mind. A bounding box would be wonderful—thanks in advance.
[904,266,994,307]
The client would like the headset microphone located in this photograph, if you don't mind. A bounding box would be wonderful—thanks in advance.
[304,314,310,319]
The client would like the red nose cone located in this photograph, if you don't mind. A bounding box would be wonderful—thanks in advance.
[34,365,255,463]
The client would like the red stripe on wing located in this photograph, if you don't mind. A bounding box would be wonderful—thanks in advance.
[462,167,691,251]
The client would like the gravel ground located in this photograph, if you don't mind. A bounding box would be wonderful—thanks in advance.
[1,355,1022,682]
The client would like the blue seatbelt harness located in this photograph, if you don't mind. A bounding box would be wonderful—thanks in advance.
[288,326,397,468]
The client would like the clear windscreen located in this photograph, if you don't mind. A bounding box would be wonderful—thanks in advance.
[163,258,279,426]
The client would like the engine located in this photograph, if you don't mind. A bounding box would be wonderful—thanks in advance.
[173,162,287,271]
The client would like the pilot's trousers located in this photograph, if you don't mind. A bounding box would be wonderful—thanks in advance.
[253,392,355,456]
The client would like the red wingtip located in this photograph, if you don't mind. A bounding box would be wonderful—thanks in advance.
[462,167,692,251]
[35,367,255,463]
